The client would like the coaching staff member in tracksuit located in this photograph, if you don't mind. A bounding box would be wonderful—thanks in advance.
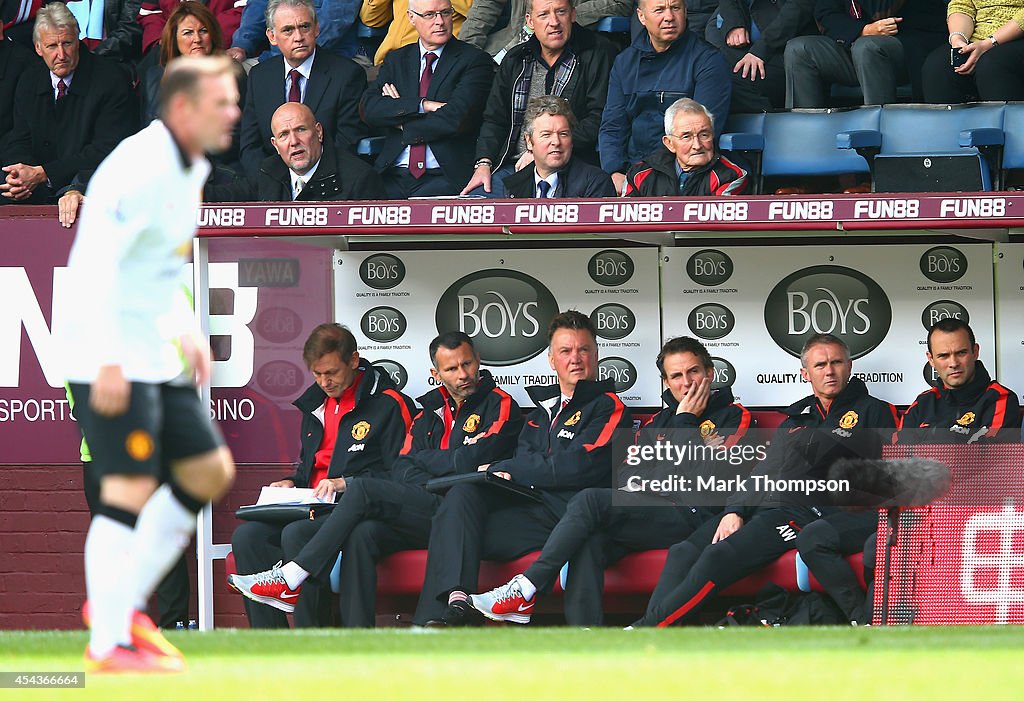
[229,331,522,626]
[230,323,416,627]
[470,335,752,626]
[797,318,1021,624]
[416,310,632,625]
[633,332,898,627]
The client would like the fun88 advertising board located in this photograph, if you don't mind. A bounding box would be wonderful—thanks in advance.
[662,244,995,407]
[333,248,662,408]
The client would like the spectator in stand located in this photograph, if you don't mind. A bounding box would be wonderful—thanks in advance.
[360,0,471,65]
[460,0,630,59]
[0,19,34,161]
[705,0,816,112]
[60,0,145,70]
[461,0,614,197]
[208,102,385,200]
[1,4,138,204]
[625,97,747,196]
[138,0,243,59]
[501,96,615,197]
[238,0,366,176]
[226,0,361,62]
[360,0,493,198]
[139,2,246,175]
[921,0,1024,102]
[784,0,946,107]
[599,0,731,196]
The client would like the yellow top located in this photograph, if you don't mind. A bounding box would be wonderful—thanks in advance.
[947,0,1024,42]
[360,0,473,65]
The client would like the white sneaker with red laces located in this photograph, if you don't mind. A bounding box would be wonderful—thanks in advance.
[470,574,535,624]
[227,561,301,613]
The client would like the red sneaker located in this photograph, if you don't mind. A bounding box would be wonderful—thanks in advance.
[82,603,184,661]
[470,575,534,624]
[84,644,185,675]
[227,561,301,613]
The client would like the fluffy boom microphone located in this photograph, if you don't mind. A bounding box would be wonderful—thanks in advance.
[828,458,952,509]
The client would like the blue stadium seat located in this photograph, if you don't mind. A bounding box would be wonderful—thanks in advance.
[759,107,880,187]
[357,136,386,157]
[837,103,1005,192]
[719,112,766,193]
[985,101,1024,189]
[594,16,630,33]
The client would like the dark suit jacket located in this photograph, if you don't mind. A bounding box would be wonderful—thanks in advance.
[4,46,139,202]
[360,38,493,185]
[0,38,35,160]
[239,48,367,176]
[207,140,386,202]
[503,157,616,198]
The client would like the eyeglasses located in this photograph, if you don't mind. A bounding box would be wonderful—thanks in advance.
[409,8,455,20]
[670,130,713,144]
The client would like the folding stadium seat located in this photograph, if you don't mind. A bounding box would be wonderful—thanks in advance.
[757,107,880,193]
[985,102,1024,190]
[719,112,766,193]
[837,103,1005,192]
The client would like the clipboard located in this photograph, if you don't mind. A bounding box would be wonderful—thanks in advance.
[425,471,542,502]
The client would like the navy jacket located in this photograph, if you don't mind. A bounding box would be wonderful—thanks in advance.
[5,46,139,201]
[360,38,494,186]
[900,361,1021,444]
[598,29,731,175]
[492,378,631,508]
[282,360,416,487]
[398,370,523,486]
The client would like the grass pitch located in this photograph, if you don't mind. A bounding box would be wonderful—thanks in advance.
[3,626,1023,700]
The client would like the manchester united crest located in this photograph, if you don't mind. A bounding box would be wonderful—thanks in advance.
[564,410,582,426]
[351,421,371,440]
[838,411,859,429]
[957,412,976,426]
[699,420,716,438]
[463,414,481,432]
[125,430,155,461]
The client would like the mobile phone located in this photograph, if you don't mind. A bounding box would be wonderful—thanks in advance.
[951,47,969,68]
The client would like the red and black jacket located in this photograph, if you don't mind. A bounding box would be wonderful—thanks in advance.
[284,359,416,488]
[398,370,523,487]
[899,361,1021,444]
[625,146,748,197]
[726,376,898,518]
[492,379,631,505]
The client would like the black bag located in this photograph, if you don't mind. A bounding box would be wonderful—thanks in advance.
[716,583,847,626]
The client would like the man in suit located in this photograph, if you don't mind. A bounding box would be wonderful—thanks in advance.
[238,0,367,177]
[360,0,493,199]
[1,4,138,204]
[208,102,385,201]
[502,96,615,199]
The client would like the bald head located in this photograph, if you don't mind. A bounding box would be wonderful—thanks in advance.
[270,102,323,175]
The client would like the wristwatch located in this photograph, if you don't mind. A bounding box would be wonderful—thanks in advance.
[989,35,999,46]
